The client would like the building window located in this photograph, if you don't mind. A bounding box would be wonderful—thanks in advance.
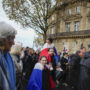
[50,27,55,34]
[51,15,55,21]
[75,6,80,14]
[67,9,71,16]
[66,23,70,32]
[74,21,80,31]
[88,17,90,29]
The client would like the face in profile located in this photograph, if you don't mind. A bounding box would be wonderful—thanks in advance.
[40,57,47,66]
[5,36,15,52]
[1,38,9,52]
[78,51,83,58]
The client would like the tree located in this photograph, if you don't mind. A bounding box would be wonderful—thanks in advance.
[33,33,44,50]
[2,0,56,42]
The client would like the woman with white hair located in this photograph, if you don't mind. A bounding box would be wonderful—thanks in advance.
[10,43,23,90]
[10,43,23,73]
[0,22,17,90]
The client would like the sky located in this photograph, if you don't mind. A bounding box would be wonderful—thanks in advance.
[0,0,36,48]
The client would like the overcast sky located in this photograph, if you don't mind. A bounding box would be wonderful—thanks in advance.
[0,0,36,48]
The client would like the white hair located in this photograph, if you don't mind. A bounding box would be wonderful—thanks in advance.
[10,43,22,55]
[0,21,17,40]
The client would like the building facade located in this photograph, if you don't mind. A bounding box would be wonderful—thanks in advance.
[47,0,90,53]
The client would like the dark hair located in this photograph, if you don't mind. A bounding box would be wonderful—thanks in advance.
[76,50,81,55]
[80,47,86,50]
[47,38,53,43]
[88,44,90,48]
[26,47,29,49]
[40,56,47,60]
[48,48,54,51]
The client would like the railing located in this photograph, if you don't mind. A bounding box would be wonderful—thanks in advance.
[47,30,90,38]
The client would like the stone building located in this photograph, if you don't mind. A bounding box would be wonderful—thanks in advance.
[47,0,90,53]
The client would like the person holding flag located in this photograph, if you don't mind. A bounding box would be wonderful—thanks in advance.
[40,38,59,65]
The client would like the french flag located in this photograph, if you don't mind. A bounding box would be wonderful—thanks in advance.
[39,43,59,65]
[27,63,43,90]
[27,63,55,90]
[64,47,67,52]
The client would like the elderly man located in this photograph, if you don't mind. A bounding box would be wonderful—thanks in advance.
[0,22,17,90]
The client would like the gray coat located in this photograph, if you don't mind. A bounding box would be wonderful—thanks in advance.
[78,52,90,90]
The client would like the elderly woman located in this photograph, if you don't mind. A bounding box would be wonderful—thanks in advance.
[10,43,23,73]
[0,22,17,90]
[10,43,23,89]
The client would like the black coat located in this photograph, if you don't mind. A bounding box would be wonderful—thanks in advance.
[60,57,68,71]
[69,54,81,88]
[51,55,56,81]
[78,52,90,90]
[42,69,50,90]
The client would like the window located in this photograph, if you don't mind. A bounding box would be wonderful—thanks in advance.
[88,17,90,29]
[50,27,54,34]
[74,21,80,31]
[66,23,70,32]
[67,9,71,16]
[51,15,55,21]
[75,6,80,14]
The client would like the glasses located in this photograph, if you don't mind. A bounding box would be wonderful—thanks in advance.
[41,60,47,61]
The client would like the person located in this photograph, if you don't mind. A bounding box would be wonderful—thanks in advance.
[35,50,40,62]
[80,47,86,57]
[27,56,51,90]
[42,38,54,50]
[60,52,69,84]
[70,50,83,90]
[78,45,90,90]
[10,43,23,90]
[0,22,17,90]
[22,47,34,89]
[10,43,23,73]
[48,48,56,82]
[40,38,59,65]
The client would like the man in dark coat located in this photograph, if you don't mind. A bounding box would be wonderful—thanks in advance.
[70,50,83,90]
[78,45,90,90]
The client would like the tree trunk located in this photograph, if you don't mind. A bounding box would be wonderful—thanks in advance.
[43,32,47,43]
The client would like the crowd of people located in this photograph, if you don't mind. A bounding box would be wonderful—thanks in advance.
[0,21,90,90]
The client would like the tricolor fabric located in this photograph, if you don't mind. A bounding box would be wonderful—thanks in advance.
[39,48,51,63]
[27,63,54,90]
[40,43,59,65]
[63,47,67,52]
[53,46,59,65]
[27,63,43,90]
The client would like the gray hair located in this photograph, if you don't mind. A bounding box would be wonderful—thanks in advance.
[10,43,22,55]
[0,22,17,41]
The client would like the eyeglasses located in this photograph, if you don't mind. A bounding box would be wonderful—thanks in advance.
[41,60,47,61]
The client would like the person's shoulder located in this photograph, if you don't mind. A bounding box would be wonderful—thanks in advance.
[51,43,54,47]
[34,62,44,70]
[42,43,48,50]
